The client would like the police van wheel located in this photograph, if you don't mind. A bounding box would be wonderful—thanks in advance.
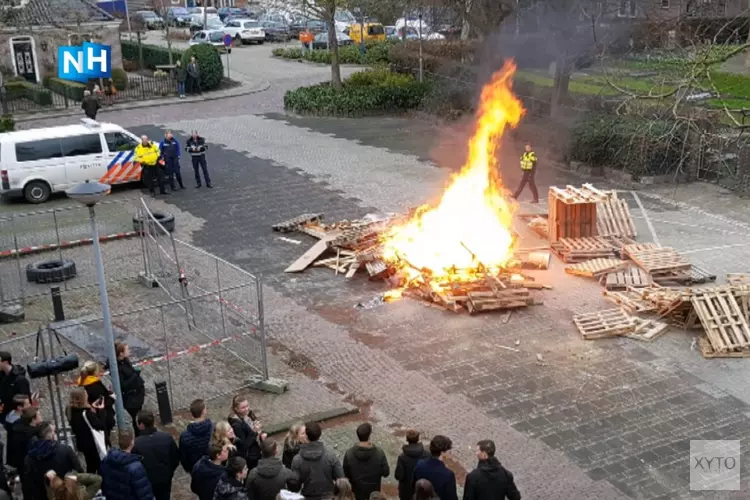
[26,259,77,284]
[24,181,51,204]
[133,212,175,233]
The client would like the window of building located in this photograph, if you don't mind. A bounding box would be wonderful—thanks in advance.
[15,138,63,162]
[60,134,102,157]
[661,0,669,8]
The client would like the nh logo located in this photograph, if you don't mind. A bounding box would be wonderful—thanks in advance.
[57,42,112,82]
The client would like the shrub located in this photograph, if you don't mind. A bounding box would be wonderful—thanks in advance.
[121,40,183,69]
[44,78,87,101]
[0,115,14,132]
[110,67,128,91]
[5,80,54,106]
[284,69,430,116]
[181,44,224,91]
[273,41,393,65]
[122,59,138,72]
[570,114,685,177]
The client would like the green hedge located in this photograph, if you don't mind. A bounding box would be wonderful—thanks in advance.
[121,40,183,69]
[44,78,87,101]
[181,44,223,91]
[5,80,54,106]
[111,68,128,91]
[570,114,685,177]
[273,41,393,65]
[284,68,430,116]
[0,115,14,132]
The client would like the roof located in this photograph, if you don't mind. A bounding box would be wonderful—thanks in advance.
[0,120,126,142]
[1,0,114,27]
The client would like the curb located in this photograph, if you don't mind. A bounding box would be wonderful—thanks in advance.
[0,231,138,259]
[265,407,360,436]
[14,80,272,123]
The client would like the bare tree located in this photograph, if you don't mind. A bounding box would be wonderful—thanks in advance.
[149,0,174,64]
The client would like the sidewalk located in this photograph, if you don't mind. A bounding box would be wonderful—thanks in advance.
[14,76,270,123]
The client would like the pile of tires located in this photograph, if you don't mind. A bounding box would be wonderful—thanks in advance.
[26,259,77,284]
[133,212,175,233]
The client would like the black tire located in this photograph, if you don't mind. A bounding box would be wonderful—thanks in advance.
[26,259,77,284]
[24,180,51,204]
[133,212,175,233]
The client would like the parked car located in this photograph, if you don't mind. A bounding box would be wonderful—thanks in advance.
[135,10,164,30]
[261,21,290,42]
[308,32,353,50]
[217,7,245,22]
[165,7,191,27]
[348,23,386,44]
[289,19,325,38]
[223,19,265,44]
[189,29,231,53]
[189,17,223,33]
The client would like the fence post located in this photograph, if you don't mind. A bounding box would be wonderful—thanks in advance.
[51,287,65,321]
[256,276,268,381]
[46,327,70,444]
[215,258,228,340]
[159,306,175,410]
[63,87,69,109]
[141,75,146,101]
[11,214,25,307]
[52,209,68,291]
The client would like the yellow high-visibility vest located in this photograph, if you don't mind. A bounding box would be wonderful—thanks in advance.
[520,151,537,171]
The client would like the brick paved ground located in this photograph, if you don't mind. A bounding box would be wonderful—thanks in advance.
[5,50,750,499]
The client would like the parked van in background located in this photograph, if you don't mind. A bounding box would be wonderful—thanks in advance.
[348,22,386,44]
[0,119,142,204]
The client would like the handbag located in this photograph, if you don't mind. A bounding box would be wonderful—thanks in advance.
[83,410,108,459]
[26,328,79,379]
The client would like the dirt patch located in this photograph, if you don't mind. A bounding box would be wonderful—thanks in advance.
[267,338,321,379]
[350,330,389,347]
[443,454,469,486]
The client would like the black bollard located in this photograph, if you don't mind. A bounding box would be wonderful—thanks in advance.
[155,381,173,425]
[51,287,65,321]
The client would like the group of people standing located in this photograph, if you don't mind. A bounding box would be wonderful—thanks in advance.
[174,56,203,99]
[133,129,213,197]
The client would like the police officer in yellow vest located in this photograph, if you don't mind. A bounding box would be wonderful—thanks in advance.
[512,144,539,203]
[134,135,167,197]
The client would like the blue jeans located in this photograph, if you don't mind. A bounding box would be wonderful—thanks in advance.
[177,82,185,95]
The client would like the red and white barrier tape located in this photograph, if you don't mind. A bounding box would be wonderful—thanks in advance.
[0,231,138,259]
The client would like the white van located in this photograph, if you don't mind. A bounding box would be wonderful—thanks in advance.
[0,119,143,204]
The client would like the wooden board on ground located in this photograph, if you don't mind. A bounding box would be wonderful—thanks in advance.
[698,336,750,358]
[691,287,750,353]
[727,273,750,286]
[625,318,669,342]
[551,237,616,262]
[565,258,629,278]
[604,267,653,290]
[573,308,636,340]
[597,192,637,239]
[628,246,691,274]
[652,265,717,286]
[602,289,656,314]
[284,233,340,273]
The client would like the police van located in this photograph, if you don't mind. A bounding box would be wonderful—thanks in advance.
[0,118,143,204]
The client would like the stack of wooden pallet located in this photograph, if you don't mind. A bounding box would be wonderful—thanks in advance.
[551,237,617,263]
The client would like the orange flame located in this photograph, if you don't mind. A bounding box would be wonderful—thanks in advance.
[381,61,524,281]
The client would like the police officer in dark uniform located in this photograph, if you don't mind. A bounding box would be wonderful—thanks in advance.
[159,130,185,191]
[186,130,212,188]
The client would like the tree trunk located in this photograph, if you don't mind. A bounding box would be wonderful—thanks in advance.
[745,0,750,68]
[326,17,342,90]
[551,52,570,116]
[461,0,472,40]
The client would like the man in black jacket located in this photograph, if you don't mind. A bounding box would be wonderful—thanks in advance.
[394,430,430,500]
[185,131,212,188]
[0,351,30,423]
[159,130,185,191]
[291,422,344,500]
[191,444,228,500]
[246,440,298,500]
[343,423,389,500]
[132,410,180,500]
[179,399,213,474]
[23,422,83,500]
[81,90,100,120]
[463,440,521,500]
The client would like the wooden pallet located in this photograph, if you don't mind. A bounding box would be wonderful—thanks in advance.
[628,247,691,274]
[727,273,750,286]
[623,243,660,258]
[573,308,636,340]
[549,184,609,204]
[604,267,653,290]
[698,336,750,358]
[550,237,616,263]
[565,258,629,278]
[691,288,750,353]
[625,318,669,342]
[517,213,550,239]
[602,289,656,314]
[597,192,637,239]
[652,265,717,286]
[272,213,324,232]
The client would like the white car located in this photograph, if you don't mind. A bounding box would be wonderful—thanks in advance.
[223,18,265,44]
[0,119,142,204]
[189,30,232,52]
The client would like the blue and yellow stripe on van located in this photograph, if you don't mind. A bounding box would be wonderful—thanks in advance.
[99,151,142,184]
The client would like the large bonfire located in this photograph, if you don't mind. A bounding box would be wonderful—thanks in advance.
[380,61,525,289]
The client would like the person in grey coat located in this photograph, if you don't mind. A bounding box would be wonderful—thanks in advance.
[175,60,187,98]
[186,56,201,95]
[245,440,298,500]
[290,422,343,500]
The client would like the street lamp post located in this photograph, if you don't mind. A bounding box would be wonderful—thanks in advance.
[66,182,128,431]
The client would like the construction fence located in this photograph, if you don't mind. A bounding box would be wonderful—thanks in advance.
[0,197,268,420]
